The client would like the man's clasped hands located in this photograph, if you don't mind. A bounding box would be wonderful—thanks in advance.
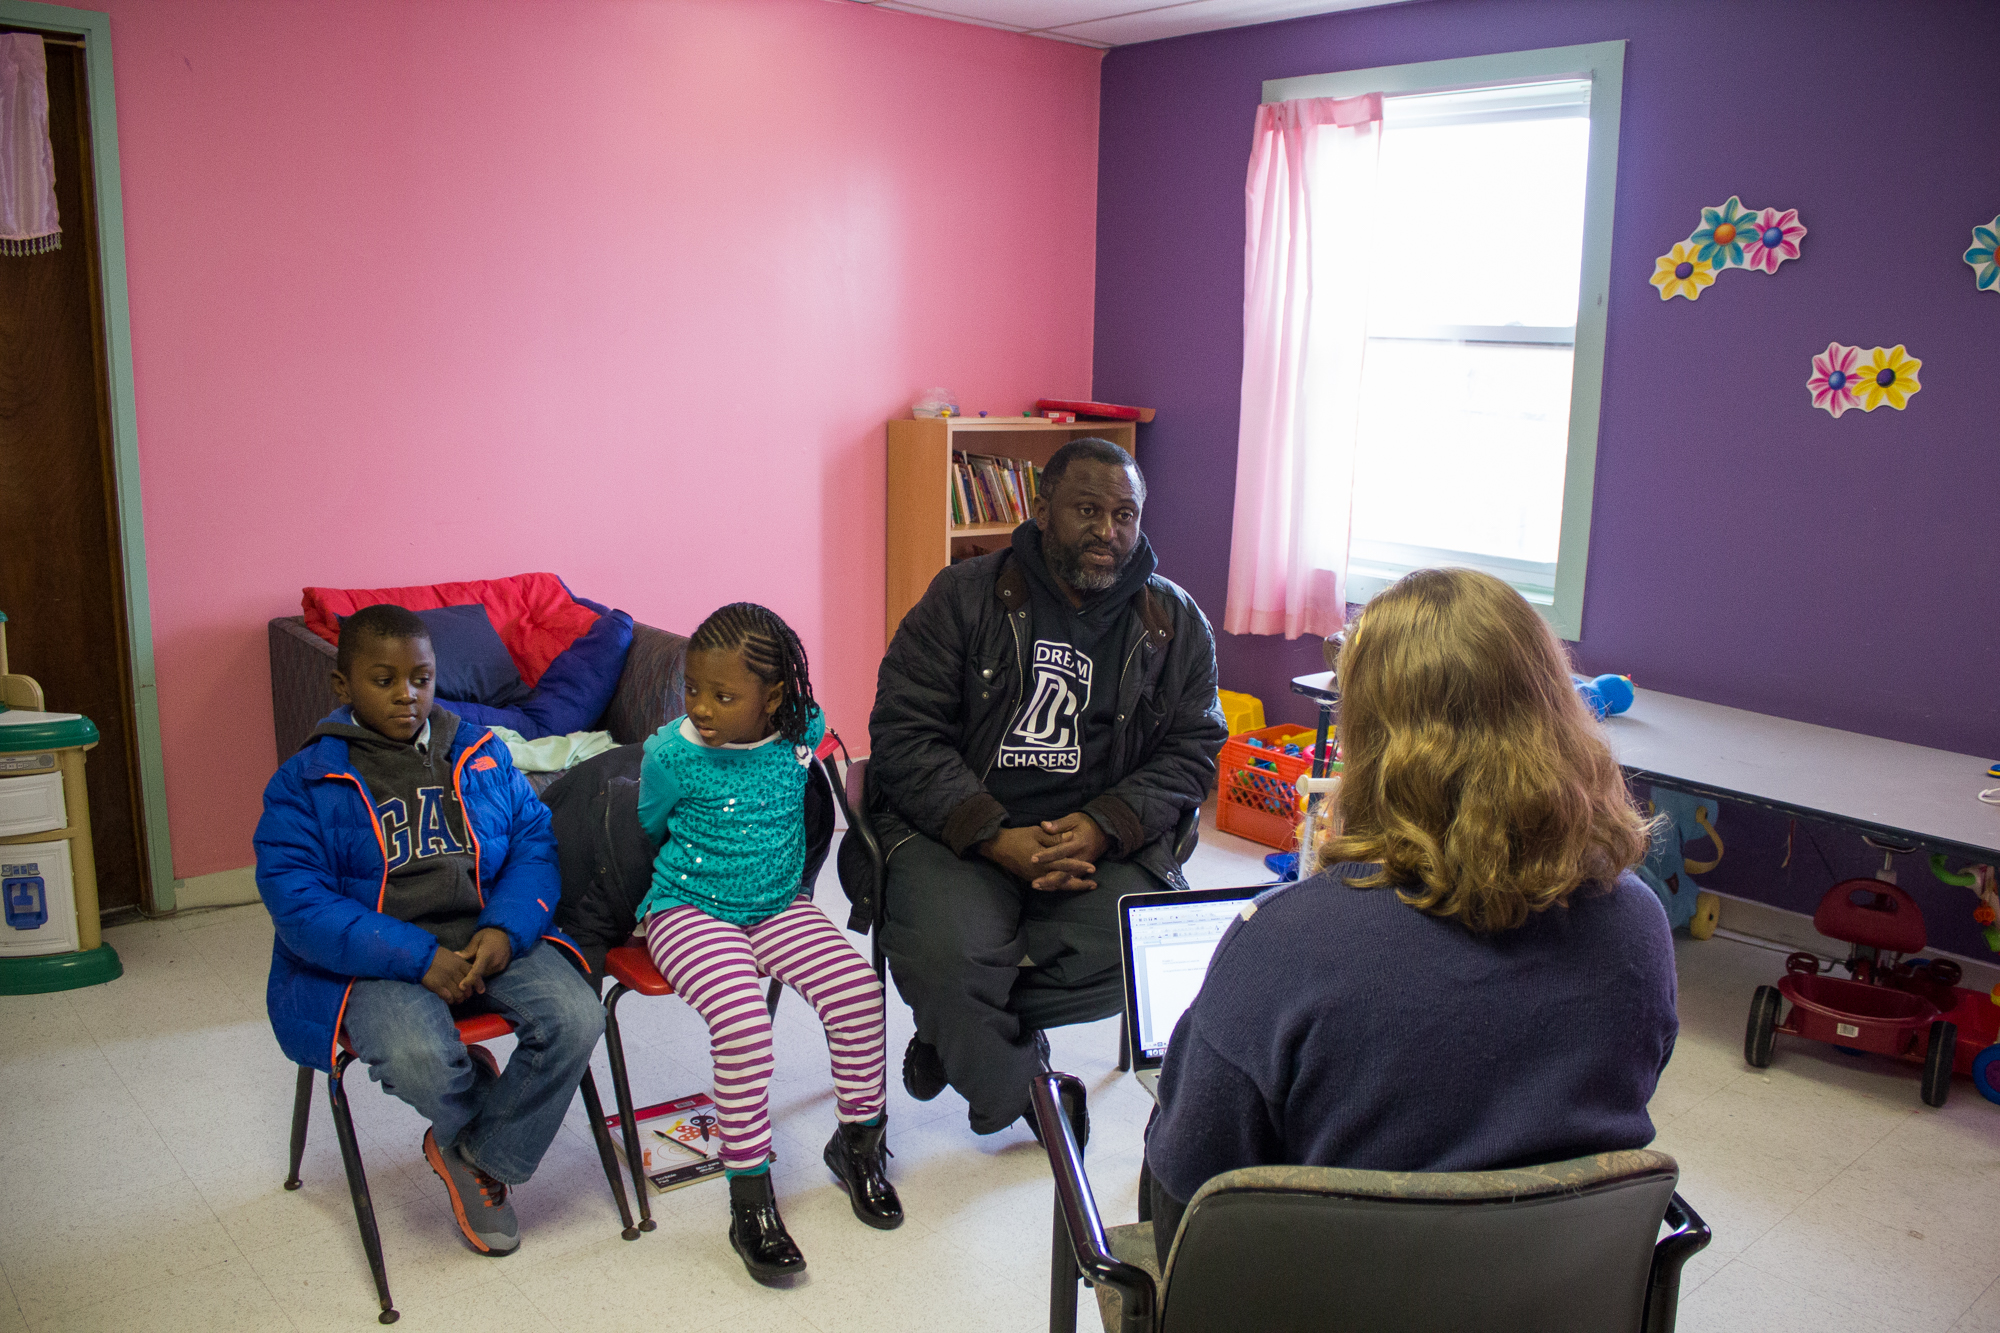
[980,812,1110,891]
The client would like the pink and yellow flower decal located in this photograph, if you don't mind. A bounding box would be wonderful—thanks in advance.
[1742,207,1806,273]
[1852,346,1921,411]
[1652,197,1806,296]
[1807,343,1863,417]
[1809,343,1921,417]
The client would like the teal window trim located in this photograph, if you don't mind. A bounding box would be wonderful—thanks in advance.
[1263,40,1627,641]
[2,1,176,912]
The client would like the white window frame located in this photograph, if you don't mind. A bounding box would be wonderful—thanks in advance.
[1263,41,1626,641]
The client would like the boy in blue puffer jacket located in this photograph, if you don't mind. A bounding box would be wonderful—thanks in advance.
[255,604,602,1256]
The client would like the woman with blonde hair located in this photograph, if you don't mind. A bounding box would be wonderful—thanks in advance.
[1143,568,1677,1262]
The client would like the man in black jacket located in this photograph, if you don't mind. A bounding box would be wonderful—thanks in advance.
[868,438,1226,1135]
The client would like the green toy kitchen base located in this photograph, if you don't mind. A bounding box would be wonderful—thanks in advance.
[0,944,122,995]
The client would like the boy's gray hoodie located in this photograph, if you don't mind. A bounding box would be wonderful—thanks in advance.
[310,708,483,950]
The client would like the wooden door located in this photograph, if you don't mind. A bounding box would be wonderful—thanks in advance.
[0,34,150,914]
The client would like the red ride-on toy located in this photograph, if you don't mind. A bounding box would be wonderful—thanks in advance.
[1745,877,1959,1107]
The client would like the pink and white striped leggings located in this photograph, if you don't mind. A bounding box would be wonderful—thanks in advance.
[644,900,886,1172]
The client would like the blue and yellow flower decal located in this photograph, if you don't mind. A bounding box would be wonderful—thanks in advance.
[1691,196,1757,269]
[1967,217,2000,294]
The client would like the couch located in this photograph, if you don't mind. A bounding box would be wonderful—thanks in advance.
[267,615,689,790]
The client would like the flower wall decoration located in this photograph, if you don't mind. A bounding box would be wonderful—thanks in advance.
[1650,241,1716,301]
[1967,216,1999,293]
[1650,196,1806,296]
[1852,346,1922,411]
[1808,343,1921,416]
[1807,343,1863,418]
[1741,207,1807,273]
[1691,196,1757,270]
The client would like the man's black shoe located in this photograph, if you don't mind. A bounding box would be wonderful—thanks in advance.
[902,1035,947,1102]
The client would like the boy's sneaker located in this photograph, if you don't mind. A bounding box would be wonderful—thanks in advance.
[423,1129,519,1255]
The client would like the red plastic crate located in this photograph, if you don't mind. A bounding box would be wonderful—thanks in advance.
[1216,724,1325,849]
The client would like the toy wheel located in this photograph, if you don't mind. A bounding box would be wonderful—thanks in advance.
[1971,1045,2000,1106]
[1921,1020,1957,1107]
[1745,986,1782,1068]
[1689,892,1721,941]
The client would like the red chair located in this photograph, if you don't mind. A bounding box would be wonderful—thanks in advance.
[283,1011,638,1325]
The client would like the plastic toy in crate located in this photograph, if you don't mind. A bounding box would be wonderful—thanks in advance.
[1217,724,1327,849]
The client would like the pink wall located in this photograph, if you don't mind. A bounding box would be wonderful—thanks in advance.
[97,0,1102,879]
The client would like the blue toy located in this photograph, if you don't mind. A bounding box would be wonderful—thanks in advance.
[1574,673,1635,718]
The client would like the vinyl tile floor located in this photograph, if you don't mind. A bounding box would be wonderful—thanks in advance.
[5,802,1999,1332]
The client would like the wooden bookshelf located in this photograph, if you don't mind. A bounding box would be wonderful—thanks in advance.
[885,416,1139,644]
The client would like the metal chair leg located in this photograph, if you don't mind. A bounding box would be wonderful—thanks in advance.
[764,976,784,1019]
[1051,1188,1081,1333]
[326,1055,399,1324]
[577,1067,640,1240]
[1117,1014,1131,1073]
[601,985,655,1231]
[284,1064,315,1189]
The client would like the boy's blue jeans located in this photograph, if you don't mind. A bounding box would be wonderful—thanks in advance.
[342,943,603,1185]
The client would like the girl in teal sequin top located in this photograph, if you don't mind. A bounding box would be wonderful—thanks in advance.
[634,603,901,1282]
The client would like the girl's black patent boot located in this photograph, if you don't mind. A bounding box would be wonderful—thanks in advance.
[823,1115,903,1229]
[727,1171,806,1283]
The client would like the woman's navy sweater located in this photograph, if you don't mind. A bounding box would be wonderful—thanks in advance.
[1145,863,1678,1207]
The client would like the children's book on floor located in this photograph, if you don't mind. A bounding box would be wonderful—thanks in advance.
[607,1091,727,1193]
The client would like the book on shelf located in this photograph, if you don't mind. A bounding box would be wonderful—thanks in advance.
[604,1091,726,1193]
[952,453,1042,529]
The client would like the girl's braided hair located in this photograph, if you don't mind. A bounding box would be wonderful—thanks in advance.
[687,603,818,744]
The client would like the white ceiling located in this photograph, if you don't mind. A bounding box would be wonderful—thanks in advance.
[826,0,1416,49]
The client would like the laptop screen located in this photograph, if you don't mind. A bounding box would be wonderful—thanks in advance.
[1123,889,1261,1065]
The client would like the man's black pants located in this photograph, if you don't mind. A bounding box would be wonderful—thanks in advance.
[879,832,1155,1133]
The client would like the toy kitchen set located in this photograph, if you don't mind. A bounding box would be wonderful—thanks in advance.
[0,612,121,993]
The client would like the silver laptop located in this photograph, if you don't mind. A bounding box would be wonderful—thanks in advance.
[1119,884,1267,1099]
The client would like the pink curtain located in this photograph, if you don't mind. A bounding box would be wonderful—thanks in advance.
[1222,94,1381,639]
[0,34,60,256]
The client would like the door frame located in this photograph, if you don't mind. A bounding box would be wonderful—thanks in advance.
[2,0,176,913]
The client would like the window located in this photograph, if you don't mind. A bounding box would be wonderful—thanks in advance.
[1264,44,1625,638]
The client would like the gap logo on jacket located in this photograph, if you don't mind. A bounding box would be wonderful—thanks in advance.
[998,641,1092,773]
[378,788,470,868]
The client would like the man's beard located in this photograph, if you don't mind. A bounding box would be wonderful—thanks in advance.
[1045,532,1133,593]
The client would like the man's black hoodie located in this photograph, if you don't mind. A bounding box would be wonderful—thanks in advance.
[983,521,1159,826]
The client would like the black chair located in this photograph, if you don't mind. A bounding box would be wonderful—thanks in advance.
[283,1012,638,1324]
[830,753,1202,1070]
[1032,1072,1711,1333]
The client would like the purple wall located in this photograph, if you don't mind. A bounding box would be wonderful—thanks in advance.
[1098,0,2000,754]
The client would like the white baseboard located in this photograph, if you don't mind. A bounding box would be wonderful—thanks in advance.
[1711,890,2000,993]
[174,866,259,910]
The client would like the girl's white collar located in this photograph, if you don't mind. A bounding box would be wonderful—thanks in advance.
[678,716,783,750]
